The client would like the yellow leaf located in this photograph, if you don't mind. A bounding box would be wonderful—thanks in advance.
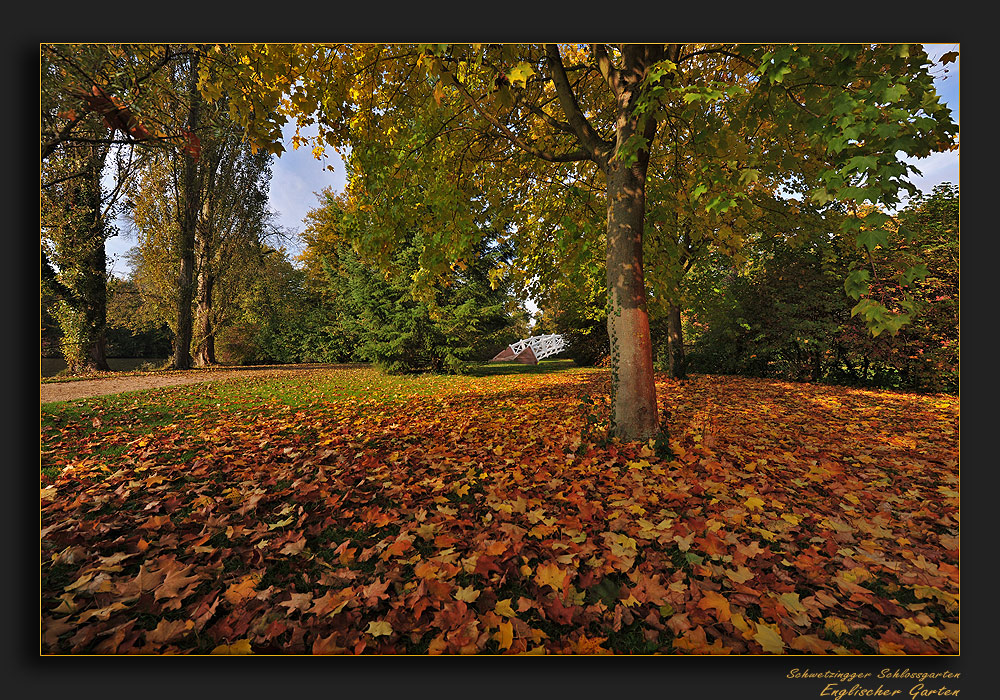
[752,622,785,654]
[730,613,751,635]
[534,562,566,592]
[366,621,393,637]
[267,515,295,530]
[496,620,514,650]
[455,586,480,603]
[825,617,849,637]
[899,618,945,642]
[507,61,536,88]
[777,592,807,614]
[745,496,765,511]
[494,598,517,618]
[211,639,252,655]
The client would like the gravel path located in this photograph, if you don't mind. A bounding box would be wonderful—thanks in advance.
[39,364,351,404]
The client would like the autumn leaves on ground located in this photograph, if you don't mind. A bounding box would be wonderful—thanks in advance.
[39,362,959,655]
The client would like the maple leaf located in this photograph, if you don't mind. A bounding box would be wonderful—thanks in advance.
[145,619,195,645]
[360,578,392,607]
[899,618,945,642]
[312,632,348,655]
[279,536,307,556]
[153,559,202,600]
[309,589,353,617]
[138,514,171,530]
[697,590,731,623]
[752,622,785,654]
[494,598,517,618]
[211,639,253,654]
[744,496,765,511]
[572,635,612,655]
[789,634,833,654]
[77,601,128,623]
[495,620,514,651]
[507,61,535,88]
[366,621,393,637]
[382,536,413,558]
[724,566,755,584]
[455,586,481,603]
[824,617,850,637]
[279,592,314,614]
[534,562,567,592]
[224,572,263,605]
[777,592,807,615]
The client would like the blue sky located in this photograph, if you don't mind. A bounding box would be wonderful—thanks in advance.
[104,43,959,278]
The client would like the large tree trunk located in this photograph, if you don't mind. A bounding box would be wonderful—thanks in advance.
[605,157,658,441]
[172,54,201,370]
[666,301,686,379]
[600,44,669,442]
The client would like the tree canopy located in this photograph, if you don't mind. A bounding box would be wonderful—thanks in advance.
[195,43,956,439]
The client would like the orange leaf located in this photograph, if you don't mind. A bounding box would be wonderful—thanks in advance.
[697,590,731,623]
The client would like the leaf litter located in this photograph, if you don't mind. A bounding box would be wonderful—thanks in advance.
[40,367,958,654]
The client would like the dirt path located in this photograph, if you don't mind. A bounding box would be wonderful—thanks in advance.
[40,364,351,404]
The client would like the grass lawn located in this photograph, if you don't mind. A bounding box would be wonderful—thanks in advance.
[40,361,959,655]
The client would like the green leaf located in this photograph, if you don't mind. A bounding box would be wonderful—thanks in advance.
[901,263,929,286]
[844,269,870,300]
[843,155,879,175]
[810,188,834,205]
[881,84,909,103]
[855,229,889,252]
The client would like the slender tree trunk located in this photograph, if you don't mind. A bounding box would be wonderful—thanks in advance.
[172,54,201,370]
[82,225,111,372]
[193,219,216,367]
[605,158,658,441]
[666,301,686,379]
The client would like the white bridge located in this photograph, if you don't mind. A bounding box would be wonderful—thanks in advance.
[490,333,568,365]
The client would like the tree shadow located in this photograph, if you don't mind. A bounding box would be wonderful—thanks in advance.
[465,358,581,377]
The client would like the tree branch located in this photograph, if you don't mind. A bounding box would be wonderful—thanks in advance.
[544,44,614,168]
[433,58,593,165]
[592,44,623,99]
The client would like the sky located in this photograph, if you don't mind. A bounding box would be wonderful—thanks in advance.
[103,43,959,278]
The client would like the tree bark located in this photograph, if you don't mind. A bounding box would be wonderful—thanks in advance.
[193,213,216,367]
[172,53,201,371]
[666,301,686,379]
[605,157,658,441]
[600,44,668,442]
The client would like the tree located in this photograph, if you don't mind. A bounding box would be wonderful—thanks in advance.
[41,135,113,372]
[686,182,959,393]
[203,43,957,440]
[41,44,204,372]
[300,190,519,373]
[122,47,276,369]
[191,132,273,366]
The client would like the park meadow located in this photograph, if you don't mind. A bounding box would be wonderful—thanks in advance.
[40,362,958,655]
